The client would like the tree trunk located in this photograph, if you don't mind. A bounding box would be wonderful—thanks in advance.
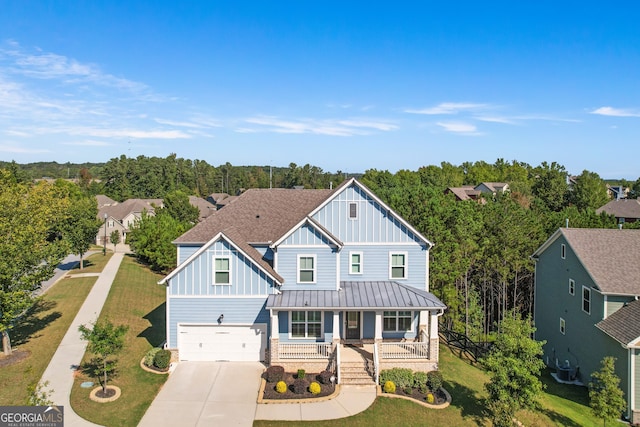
[80,253,84,270]
[2,330,12,356]
[103,358,107,393]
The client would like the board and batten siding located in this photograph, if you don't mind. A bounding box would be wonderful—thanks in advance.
[281,223,335,246]
[341,244,427,290]
[277,245,337,291]
[168,297,268,348]
[313,184,424,245]
[169,238,276,296]
[177,245,201,265]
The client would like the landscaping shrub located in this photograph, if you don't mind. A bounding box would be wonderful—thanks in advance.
[143,347,161,367]
[153,349,171,370]
[379,368,414,389]
[293,378,307,394]
[426,392,435,404]
[297,368,306,379]
[413,371,429,394]
[265,365,285,383]
[318,370,334,385]
[383,380,396,393]
[275,381,287,394]
[309,381,321,395]
[427,370,443,392]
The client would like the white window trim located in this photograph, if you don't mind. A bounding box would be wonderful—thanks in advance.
[212,256,231,285]
[348,202,358,220]
[389,252,408,280]
[560,317,566,335]
[289,311,324,339]
[582,286,591,315]
[561,244,566,259]
[349,251,363,275]
[569,279,575,295]
[297,254,317,284]
[382,310,414,332]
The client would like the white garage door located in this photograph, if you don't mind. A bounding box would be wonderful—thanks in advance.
[178,324,267,362]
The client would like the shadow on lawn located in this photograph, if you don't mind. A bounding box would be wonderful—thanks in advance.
[445,380,486,426]
[138,302,166,347]
[537,407,584,427]
[11,300,61,347]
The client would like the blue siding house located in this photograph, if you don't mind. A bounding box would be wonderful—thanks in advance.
[160,179,446,382]
[533,228,640,423]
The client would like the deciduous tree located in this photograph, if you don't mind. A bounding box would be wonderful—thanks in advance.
[589,356,626,426]
[78,319,128,393]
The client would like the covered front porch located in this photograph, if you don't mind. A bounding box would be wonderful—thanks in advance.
[265,281,446,383]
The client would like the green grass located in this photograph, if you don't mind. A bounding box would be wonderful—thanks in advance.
[254,345,599,427]
[70,252,114,274]
[70,255,167,427]
[0,276,95,405]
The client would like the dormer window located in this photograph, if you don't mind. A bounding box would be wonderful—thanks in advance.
[349,202,357,219]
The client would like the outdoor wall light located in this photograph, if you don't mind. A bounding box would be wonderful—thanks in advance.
[218,314,224,324]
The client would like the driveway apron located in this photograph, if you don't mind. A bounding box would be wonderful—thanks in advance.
[138,362,264,427]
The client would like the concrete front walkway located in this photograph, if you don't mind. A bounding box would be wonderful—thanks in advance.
[39,252,125,427]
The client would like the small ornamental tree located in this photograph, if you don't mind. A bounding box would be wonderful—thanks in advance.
[589,357,626,426]
[482,311,546,427]
[110,230,120,252]
[78,319,128,393]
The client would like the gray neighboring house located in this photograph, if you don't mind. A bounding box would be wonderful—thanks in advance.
[445,182,509,202]
[95,197,163,245]
[596,198,640,224]
[532,227,640,423]
[188,196,216,221]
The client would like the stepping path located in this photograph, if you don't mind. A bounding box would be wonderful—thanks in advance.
[39,253,125,427]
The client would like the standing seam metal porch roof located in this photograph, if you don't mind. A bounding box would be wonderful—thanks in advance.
[266,281,446,310]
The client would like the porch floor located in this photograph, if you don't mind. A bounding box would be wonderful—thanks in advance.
[341,344,373,362]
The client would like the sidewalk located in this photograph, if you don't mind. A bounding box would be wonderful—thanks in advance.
[39,253,125,427]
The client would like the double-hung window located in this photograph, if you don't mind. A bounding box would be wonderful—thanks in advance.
[383,311,412,332]
[213,257,230,285]
[582,286,591,314]
[390,253,407,279]
[349,202,357,219]
[559,318,566,335]
[291,311,322,338]
[568,279,575,295]
[298,255,316,283]
[350,252,363,274]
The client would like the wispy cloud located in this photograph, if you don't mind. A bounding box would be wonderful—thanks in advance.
[406,102,489,115]
[62,140,112,146]
[242,116,398,136]
[590,106,640,118]
[474,116,517,125]
[0,143,49,154]
[436,121,481,135]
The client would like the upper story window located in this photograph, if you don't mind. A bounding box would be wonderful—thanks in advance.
[350,252,363,274]
[349,202,357,219]
[383,311,413,332]
[561,244,566,259]
[569,279,575,295]
[291,311,322,338]
[559,317,566,335]
[213,257,230,285]
[389,252,407,279]
[297,255,316,283]
[582,286,591,314]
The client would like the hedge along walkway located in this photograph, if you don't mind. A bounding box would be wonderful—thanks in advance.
[39,253,125,427]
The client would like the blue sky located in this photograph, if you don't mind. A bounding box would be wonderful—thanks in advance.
[0,2,638,179]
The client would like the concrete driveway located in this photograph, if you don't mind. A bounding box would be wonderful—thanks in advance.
[138,362,265,427]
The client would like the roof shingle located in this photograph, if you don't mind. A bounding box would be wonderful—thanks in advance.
[596,299,640,345]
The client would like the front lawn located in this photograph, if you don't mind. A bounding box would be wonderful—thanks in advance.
[69,252,113,274]
[70,255,167,427]
[0,276,95,405]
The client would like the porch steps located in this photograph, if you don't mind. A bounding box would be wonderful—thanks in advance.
[339,361,375,385]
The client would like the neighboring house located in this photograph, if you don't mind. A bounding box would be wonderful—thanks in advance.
[188,196,216,221]
[95,198,163,245]
[445,182,509,202]
[607,184,630,201]
[532,228,640,423]
[159,178,446,383]
[206,193,231,210]
[596,198,640,224]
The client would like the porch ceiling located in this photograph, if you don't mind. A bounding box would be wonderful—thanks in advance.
[266,281,446,310]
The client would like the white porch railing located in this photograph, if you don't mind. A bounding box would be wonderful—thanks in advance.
[380,342,430,359]
[336,343,341,385]
[278,343,333,359]
[373,342,380,385]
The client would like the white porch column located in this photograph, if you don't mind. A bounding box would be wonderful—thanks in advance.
[271,310,279,336]
[375,311,383,340]
[332,311,340,342]
[270,310,279,363]
[429,311,440,361]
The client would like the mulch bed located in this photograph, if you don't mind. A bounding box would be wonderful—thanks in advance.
[389,387,447,405]
[95,387,117,399]
[0,350,30,367]
[262,372,336,400]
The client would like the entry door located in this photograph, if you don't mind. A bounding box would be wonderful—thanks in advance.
[346,312,361,340]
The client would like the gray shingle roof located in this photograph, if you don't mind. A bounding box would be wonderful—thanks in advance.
[596,199,640,220]
[560,228,640,295]
[596,299,640,345]
[266,281,446,310]
[175,188,336,244]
